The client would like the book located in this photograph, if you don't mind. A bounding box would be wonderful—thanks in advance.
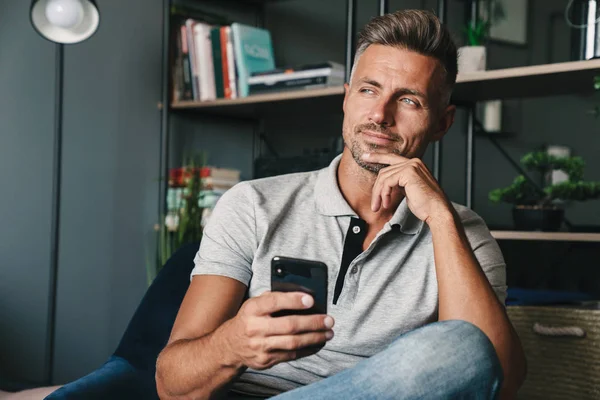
[219,27,232,99]
[180,24,193,100]
[193,22,216,101]
[230,23,275,97]
[200,166,241,181]
[249,75,345,95]
[249,61,345,81]
[201,177,240,191]
[225,26,238,99]
[248,62,345,94]
[185,19,200,100]
[210,27,225,99]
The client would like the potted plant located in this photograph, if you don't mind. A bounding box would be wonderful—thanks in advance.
[489,151,600,231]
[146,155,205,285]
[458,0,505,73]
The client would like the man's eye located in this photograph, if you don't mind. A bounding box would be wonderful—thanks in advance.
[360,88,375,94]
[401,98,417,105]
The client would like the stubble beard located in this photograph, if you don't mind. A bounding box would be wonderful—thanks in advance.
[345,124,403,174]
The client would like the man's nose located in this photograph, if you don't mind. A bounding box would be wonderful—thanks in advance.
[368,97,395,127]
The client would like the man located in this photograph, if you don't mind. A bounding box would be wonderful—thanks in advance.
[156,10,526,400]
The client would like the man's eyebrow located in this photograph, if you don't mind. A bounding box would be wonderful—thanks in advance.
[395,88,428,100]
[358,77,427,100]
[359,78,383,88]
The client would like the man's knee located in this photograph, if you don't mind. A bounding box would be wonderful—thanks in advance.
[381,320,503,397]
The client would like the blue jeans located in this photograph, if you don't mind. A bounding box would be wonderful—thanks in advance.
[266,320,503,400]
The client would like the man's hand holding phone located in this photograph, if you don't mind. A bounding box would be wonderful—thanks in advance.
[223,291,334,370]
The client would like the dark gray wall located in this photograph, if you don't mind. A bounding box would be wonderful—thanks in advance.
[0,0,163,386]
[53,0,163,384]
[0,1,56,385]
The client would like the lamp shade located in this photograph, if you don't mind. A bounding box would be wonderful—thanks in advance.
[30,0,100,44]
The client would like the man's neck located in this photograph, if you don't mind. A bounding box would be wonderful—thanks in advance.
[337,150,403,225]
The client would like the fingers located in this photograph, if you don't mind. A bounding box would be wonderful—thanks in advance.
[265,331,334,352]
[362,153,423,212]
[266,314,335,335]
[250,346,324,370]
[249,291,314,316]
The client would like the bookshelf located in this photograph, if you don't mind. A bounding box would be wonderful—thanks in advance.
[162,1,600,242]
[170,58,600,116]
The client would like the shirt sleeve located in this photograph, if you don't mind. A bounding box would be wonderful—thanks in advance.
[191,181,256,286]
[457,207,508,306]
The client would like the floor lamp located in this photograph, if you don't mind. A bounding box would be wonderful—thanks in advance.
[29,0,100,385]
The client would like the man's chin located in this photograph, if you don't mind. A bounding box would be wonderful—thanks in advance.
[355,158,388,174]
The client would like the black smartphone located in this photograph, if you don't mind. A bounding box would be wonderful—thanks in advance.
[271,256,328,317]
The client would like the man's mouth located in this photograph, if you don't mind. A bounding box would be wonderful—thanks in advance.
[362,130,398,145]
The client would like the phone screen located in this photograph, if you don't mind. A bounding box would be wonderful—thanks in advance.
[271,256,328,317]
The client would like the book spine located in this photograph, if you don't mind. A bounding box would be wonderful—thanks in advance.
[248,67,344,84]
[180,24,193,101]
[172,24,183,102]
[220,27,231,99]
[249,76,343,94]
[210,27,225,99]
[185,19,200,100]
[194,23,216,101]
[225,27,237,99]
[231,24,248,97]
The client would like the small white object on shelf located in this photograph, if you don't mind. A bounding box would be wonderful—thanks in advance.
[458,46,486,73]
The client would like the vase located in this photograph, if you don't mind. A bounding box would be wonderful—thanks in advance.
[512,206,565,232]
[458,46,487,73]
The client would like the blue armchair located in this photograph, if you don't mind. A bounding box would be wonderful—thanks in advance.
[46,241,200,400]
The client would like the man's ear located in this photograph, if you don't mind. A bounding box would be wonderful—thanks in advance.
[432,104,456,142]
[342,83,350,113]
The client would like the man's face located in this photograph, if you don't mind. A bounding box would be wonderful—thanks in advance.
[342,44,454,173]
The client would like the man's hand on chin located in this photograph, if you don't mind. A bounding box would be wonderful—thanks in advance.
[361,152,453,226]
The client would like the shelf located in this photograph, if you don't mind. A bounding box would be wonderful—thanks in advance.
[171,86,345,118]
[171,59,600,117]
[454,59,600,102]
[491,231,600,242]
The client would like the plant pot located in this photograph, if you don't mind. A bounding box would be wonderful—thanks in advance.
[512,206,565,232]
[458,46,487,73]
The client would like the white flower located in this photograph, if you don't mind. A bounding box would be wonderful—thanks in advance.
[165,214,180,232]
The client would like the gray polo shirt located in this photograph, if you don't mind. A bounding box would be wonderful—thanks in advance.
[191,155,507,397]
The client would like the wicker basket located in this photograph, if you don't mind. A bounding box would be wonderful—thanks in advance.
[507,305,600,400]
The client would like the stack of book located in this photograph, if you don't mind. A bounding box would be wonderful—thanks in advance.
[248,62,345,95]
[167,166,241,226]
[172,18,275,101]
[198,166,240,208]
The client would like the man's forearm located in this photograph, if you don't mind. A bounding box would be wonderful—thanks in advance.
[156,321,245,399]
[428,209,526,396]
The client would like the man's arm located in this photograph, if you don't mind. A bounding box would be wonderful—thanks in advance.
[429,211,526,398]
[155,275,247,400]
[156,276,334,400]
[362,152,526,398]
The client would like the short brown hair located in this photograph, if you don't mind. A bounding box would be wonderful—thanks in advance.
[351,9,458,105]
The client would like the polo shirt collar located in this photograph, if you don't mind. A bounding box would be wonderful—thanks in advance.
[315,154,357,218]
[314,154,424,235]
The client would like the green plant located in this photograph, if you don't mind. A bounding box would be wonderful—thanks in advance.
[464,19,491,46]
[146,154,206,285]
[463,0,505,46]
[489,151,600,207]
